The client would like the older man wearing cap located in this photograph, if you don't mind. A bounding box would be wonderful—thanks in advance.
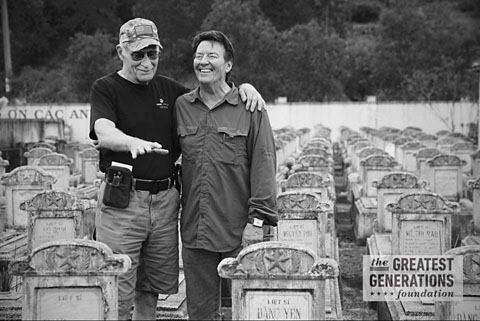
[89,18,265,320]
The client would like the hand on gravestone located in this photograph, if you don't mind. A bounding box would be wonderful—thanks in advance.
[241,223,264,248]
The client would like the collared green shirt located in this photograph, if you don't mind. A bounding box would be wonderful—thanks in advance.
[174,85,278,252]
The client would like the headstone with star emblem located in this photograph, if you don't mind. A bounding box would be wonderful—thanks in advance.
[435,245,480,321]
[218,241,340,320]
[278,173,336,234]
[0,166,56,228]
[23,147,53,166]
[10,239,131,320]
[37,152,74,191]
[20,190,89,253]
[449,141,475,174]
[424,154,466,201]
[387,191,458,255]
[372,171,425,233]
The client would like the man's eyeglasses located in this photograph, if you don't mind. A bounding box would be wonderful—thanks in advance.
[128,50,159,61]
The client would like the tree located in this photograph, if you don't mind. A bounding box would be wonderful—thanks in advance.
[200,0,281,100]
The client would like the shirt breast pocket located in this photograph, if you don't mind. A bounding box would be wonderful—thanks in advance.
[216,127,248,165]
[178,125,200,160]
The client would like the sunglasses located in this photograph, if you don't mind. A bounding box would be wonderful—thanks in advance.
[128,50,159,61]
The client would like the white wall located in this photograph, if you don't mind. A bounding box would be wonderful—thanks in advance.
[0,102,477,144]
[266,101,478,141]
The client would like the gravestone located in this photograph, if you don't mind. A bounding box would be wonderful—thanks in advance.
[399,141,426,173]
[0,166,56,228]
[387,191,457,255]
[355,147,386,177]
[471,149,480,180]
[450,141,476,174]
[417,133,437,149]
[19,190,87,253]
[372,171,424,233]
[276,191,329,257]
[29,142,56,152]
[435,136,461,153]
[78,148,99,184]
[413,147,441,181]
[280,171,334,203]
[425,154,466,201]
[218,242,340,320]
[294,155,332,176]
[435,245,480,321]
[379,133,400,152]
[360,154,398,197]
[10,239,131,320]
[38,152,74,191]
[392,136,412,159]
[23,147,53,166]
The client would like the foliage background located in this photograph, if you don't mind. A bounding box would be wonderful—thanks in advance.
[1,0,479,103]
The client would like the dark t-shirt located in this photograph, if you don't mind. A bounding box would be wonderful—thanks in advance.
[89,72,188,180]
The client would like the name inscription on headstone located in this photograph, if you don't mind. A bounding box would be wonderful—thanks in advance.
[400,220,443,255]
[37,287,102,320]
[434,170,457,197]
[453,297,480,321]
[32,218,75,249]
[245,291,312,320]
[277,220,317,254]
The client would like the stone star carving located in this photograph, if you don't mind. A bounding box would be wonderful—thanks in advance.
[46,192,66,208]
[264,250,291,273]
[56,248,80,271]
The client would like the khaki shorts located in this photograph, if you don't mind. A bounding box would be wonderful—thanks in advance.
[96,182,180,303]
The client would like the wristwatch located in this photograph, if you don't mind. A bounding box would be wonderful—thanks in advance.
[248,217,264,228]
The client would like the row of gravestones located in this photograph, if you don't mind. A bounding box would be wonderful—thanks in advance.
[22,142,100,187]
[339,126,480,320]
[340,126,475,245]
[265,129,343,320]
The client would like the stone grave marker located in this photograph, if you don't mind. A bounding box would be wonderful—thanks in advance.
[399,141,426,173]
[280,171,334,203]
[0,166,56,228]
[360,154,398,197]
[435,245,480,321]
[471,149,480,179]
[29,142,56,152]
[425,154,466,201]
[379,133,400,152]
[218,242,340,320]
[413,147,441,181]
[294,155,332,176]
[435,136,461,153]
[10,239,131,320]
[450,141,476,174]
[387,191,458,255]
[23,147,53,166]
[392,136,412,160]
[38,152,74,191]
[372,171,424,233]
[19,190,87,253]
[78,147,99,184]
[417,133,437,149]
[354,146,386,176]
[275,191,328,257]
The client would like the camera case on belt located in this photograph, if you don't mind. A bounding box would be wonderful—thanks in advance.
[103,165,133,208]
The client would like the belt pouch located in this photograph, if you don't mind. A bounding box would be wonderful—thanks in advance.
[103,165,132,208]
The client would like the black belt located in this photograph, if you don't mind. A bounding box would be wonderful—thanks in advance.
[132,177,174,194]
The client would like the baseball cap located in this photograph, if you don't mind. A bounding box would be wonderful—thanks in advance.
[119,18,163,52]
